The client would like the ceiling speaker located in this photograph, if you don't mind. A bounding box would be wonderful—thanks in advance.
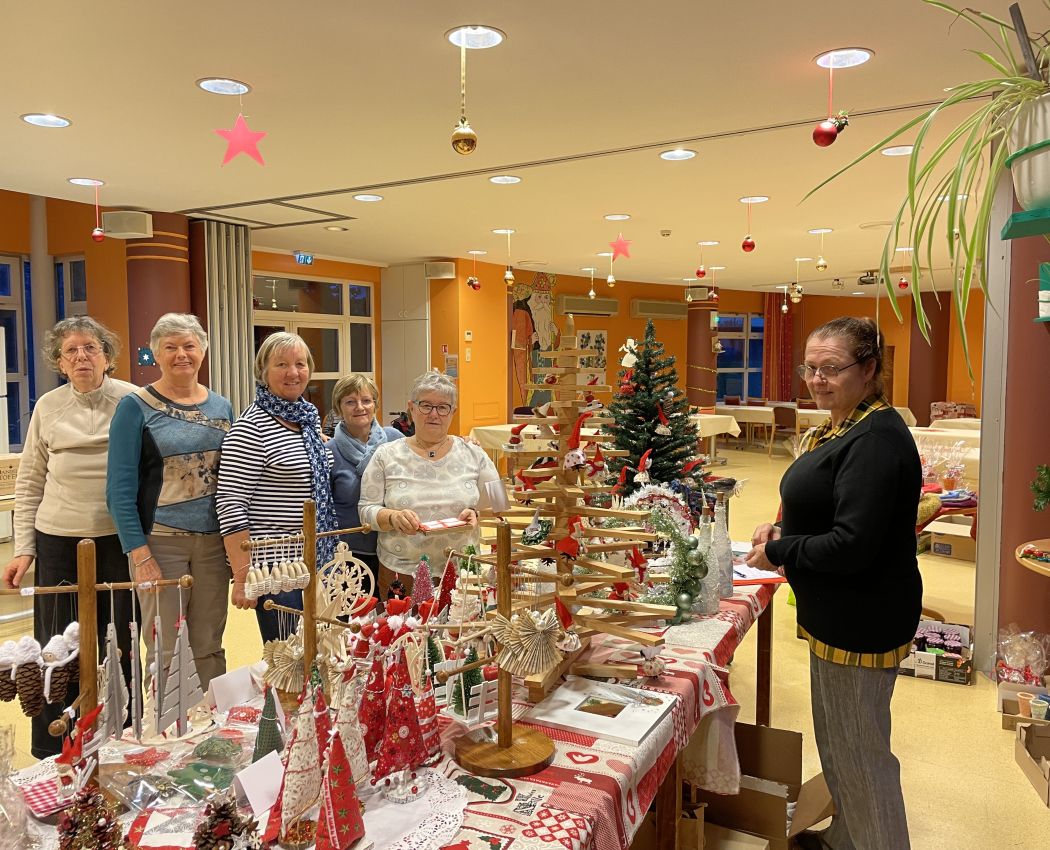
[424,261,456,279]
[102,210,154,239]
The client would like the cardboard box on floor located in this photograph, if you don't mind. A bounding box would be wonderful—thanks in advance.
[0,453,19,497]
[898,620,973,685]
[927,514,976,561]
[1002,696,1050,731]
[631,802,705,850]
[688,723,834,850]
[996,681,1050,712]
[1016,723,1050,806]
[705,824,771,848]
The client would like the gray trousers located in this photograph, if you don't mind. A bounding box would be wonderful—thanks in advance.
[136,533,229,691]
[810,652,911,850]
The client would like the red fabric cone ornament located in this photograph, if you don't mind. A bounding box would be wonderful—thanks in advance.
[385,598,410,617]
[628,546,648,583]
[349,597,377,618]
[612,465,630,494]
[563,411,594,469]
[586,444,607,479]
[555,597,574,629]
[505,422,528,448]
[436,557,458,615]
[618,369,635,395]
[371,650,426,783]
[314,689,332,759]
[414,677,441,764]
[359,655,386,762]
[262,771,286,843]
[682,459,705,474]
[315,731,366,850]
[417,599,436,623]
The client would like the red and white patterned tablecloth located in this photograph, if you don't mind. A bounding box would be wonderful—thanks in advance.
[437,582,778,850]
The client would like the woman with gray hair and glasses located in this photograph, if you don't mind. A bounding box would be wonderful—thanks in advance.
[107,313,234,692]
[2,316,136,759]
[359,370,499,598]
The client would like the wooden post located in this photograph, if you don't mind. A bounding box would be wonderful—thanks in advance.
[77,539,98,784]
[303,499,318,676]
[496,522,512,749]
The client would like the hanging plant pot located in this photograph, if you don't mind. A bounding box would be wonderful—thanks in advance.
[1007,93,1050,211]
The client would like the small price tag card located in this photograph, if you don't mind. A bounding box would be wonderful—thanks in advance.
[418,518,470,534]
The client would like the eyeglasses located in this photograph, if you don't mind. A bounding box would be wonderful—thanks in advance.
[414,401,453,416]
[61,343,103,360]
[796,361,858,380]
[342,398,375,409]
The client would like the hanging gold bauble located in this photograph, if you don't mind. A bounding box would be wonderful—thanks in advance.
[451,117,478,155]
[606,274,616,287]
[588,288,596,300]
[503,265,515,285]
[815,256,828,272]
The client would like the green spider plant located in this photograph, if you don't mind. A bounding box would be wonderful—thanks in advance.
[805,0,1050,375]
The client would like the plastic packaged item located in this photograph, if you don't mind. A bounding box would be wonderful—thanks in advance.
[712,494,734,599]
[696,509,720,615]
[0,726,26,847]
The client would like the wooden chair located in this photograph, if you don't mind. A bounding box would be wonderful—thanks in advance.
[745,398,770,446]
[771,405,797,456]
[723,394,741,406]
[797,398,818,409]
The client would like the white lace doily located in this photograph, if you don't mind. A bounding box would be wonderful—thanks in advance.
[362,769,467,850]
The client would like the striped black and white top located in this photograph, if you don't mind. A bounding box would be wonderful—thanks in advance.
[215,403,331,551]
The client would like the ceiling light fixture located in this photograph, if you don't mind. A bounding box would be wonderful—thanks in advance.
[709,265,726,271]
[814,47,873,69]
[353,194,383,202]
[852,291,866,295]
[660,148,696,161]
[503,230,515,287]
[596,251,613,258]
[196,78,251,95]
[794,257,814,262]
[604,213,631,221]
[68,177,104,187]
[580,266,598,272]
[881,145,914,156]
[21,113,70,128]
[489,175,521,184]
[492,228,516,235]
[446,25,506,49]
[808,227,833,235]
[324,225,349,232]
[895,246,913,252]
[937,193,969,202]
[739,195,769,204]
[698,240,720,246]
[468,249,487,256]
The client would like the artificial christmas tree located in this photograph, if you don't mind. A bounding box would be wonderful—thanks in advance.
[607,319,699,494]
[411,556,434,606]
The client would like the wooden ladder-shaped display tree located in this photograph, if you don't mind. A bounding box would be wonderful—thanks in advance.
[506,314,678,701]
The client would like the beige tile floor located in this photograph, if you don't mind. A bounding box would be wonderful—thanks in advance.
[1,444,1048,847]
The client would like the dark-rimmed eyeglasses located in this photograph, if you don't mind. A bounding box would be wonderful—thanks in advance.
[414,401,453,416]
[796,361,858,380]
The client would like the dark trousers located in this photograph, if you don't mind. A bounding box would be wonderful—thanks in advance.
[254,588,304,644]
[32,531,138,760]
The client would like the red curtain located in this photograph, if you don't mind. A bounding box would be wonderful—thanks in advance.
[762,294,794,401]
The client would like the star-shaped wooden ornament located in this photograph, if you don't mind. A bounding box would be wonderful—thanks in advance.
[610,232,632,260]
[215,113,267,166]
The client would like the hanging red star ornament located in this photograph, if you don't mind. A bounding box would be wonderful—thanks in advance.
[215,113,267,166]
[609,233,632,261]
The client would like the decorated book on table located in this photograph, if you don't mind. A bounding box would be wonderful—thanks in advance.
[522,676,676,746]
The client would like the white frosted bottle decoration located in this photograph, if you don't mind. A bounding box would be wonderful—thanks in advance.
[697,507,720,614]
[713,493,734,599]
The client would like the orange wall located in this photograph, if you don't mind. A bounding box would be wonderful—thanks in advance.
[0,191,31,254]
[251,249,384,402]
[946,290,985,414]
[799,294,914,405]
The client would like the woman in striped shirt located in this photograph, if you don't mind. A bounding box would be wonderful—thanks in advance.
[216,332,336,643]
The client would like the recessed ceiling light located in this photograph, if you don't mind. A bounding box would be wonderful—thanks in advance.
[596,251,613,257]
[937,193,969,202]
[852,291,866,295]
[895,246,913,252]
[808,227,833,235]
[682,277,699,282]
[697,240,720,246]
[196,78,251,95]
[353,194,383,202]
[21,113,70,128]
[739,195,770,204]
[660,148,696,161]
[580,266,598,272]
[489,175,521,184]
[604,213,631,221]
[468,249,487,256]
[859,220,893,230]
[881,145,914,157]
[324,225,349,232]
[518,260,547,267]
[709,265,726,271]
[446,25,506,49]
[68,177,104,187]
[815,47,873,69]
[492,228,515,235]
[794,257,814,262]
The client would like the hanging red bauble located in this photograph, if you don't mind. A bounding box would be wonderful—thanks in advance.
[741,235,756,253]
[695,265,706,278]
[91,227,105,242]
[466,275,481,291]
[898,276,909,290]
[812,120,838,147]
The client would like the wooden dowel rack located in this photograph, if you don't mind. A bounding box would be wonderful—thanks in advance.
[0,575,194,596]
[238,522,370,550]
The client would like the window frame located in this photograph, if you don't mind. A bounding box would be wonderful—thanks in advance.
[715,311,764,402]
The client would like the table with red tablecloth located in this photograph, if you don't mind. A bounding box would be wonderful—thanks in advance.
[436,582,779,850]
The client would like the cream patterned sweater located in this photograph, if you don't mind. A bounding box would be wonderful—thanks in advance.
[358,439,499,575]
[14,376,137,557]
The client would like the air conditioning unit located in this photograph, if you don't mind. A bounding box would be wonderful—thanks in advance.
[630,299,688,320]
[424,261,456,279]
[556,294,619,317]
[102,211,153,239]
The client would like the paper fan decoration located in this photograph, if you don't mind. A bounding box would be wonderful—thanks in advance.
[491,608,562,677]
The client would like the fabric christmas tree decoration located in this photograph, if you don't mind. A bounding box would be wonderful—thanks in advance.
[334,663,371,785]
[414,675,442,764]
[435,557,457,615]
[315,731,366,850]
[252,685,284,763]
[411,556,434,606]
[358,655,386,763]
[276,699,323,837]
[371,649,426,784]
[607,319,700,494]
[314,688,333,761]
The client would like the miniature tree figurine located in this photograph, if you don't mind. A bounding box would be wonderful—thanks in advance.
[252,685,284,763]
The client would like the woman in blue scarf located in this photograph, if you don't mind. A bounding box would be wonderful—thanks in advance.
[329,374,403,597]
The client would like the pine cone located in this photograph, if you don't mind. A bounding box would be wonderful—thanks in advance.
[0,670,15,701]
[45,664,71,705]
[16,663,44,717]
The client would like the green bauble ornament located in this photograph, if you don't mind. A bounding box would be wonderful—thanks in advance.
[676,592,693,611]
[686,549,703,567]
[687,536,700,551]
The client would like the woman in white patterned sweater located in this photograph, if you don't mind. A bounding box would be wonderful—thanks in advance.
[358,370,499,597]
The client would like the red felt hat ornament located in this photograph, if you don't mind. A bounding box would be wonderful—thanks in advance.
[507,422,528,446]
[563,411,594,469]
[656,404,672,436]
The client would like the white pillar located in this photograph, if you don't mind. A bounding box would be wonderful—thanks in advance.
[29,196,58,397]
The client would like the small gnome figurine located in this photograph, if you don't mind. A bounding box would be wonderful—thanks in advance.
[585,444,607,479]
[503,422,528,451]
[655,404,672,436]
[635,449,653,484]
[562,412,594,470]
[41,634,70,664]
[619,338,638,368]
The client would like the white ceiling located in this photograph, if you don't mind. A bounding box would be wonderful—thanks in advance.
[3,0,1046,295]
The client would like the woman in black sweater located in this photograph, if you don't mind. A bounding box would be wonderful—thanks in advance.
[746,317,920,850]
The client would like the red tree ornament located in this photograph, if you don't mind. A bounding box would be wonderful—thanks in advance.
[741,235,756,252]
[898,276,909,290]
[695,265,707,278]
[91,227,105,242]
[812,120,838,147]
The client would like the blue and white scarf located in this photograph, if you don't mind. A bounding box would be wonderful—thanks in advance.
[333,418,390,475]
[253,384,337,566]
